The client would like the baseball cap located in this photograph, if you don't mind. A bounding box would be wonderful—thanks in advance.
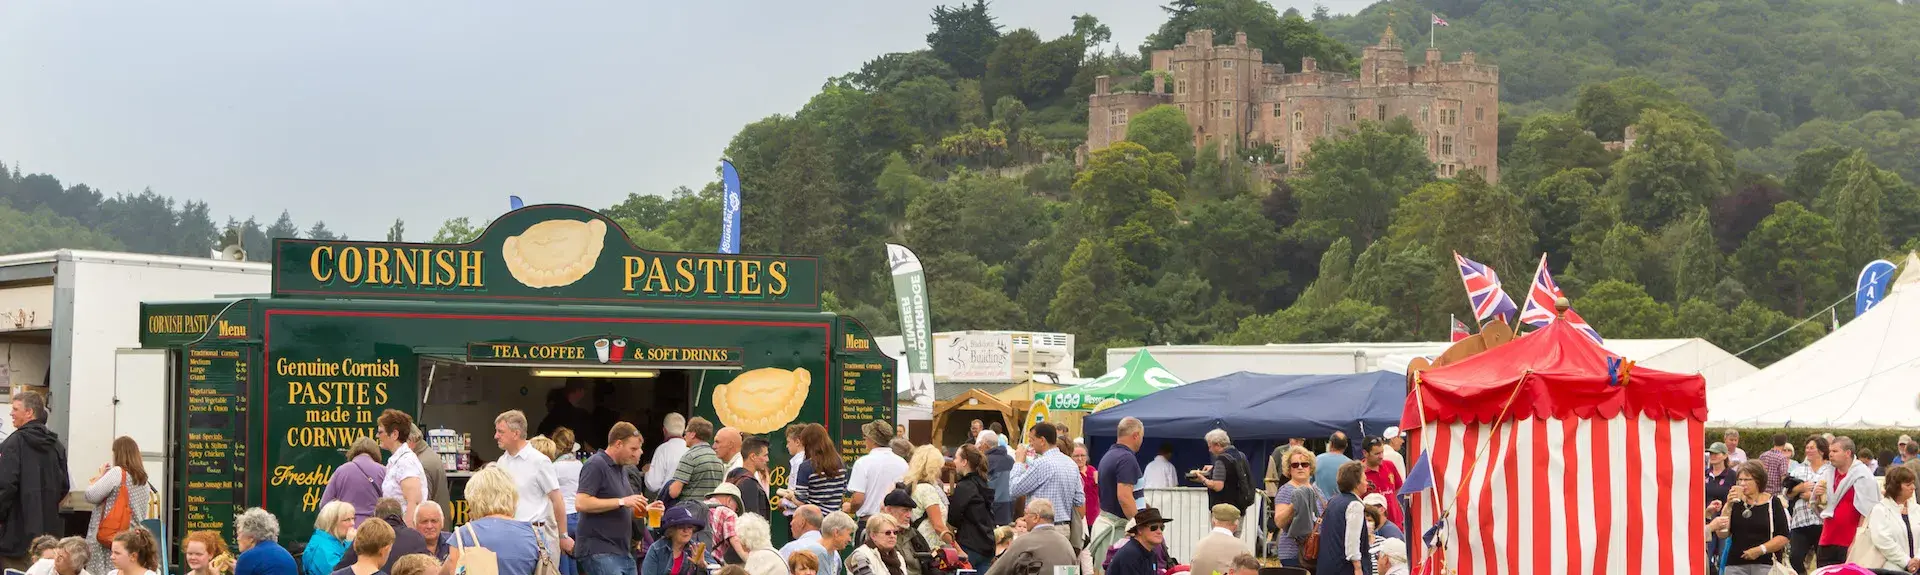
[1383,426,1401,440]
[1902,434,1913,446]
[1210,504,1240,523]
[1363,493,1389,508]
[1707,442,1728,455]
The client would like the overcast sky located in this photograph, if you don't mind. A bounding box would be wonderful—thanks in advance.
[0,0,1372,239]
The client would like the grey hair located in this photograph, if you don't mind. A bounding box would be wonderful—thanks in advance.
[821,511,857,537]
[976,430,998,447]
[1026,498,1055,520]
[57,537,89,569]
[12,391,47,422]
[1205,429,1231,447]
[664,413,686,437]
[495,410,529,438]
[1118,417,1144,439]
[235,507,281,542]
[414,500,444,524]
[793,505,824,531]
[737,513,775,552]
[409,423,425,446]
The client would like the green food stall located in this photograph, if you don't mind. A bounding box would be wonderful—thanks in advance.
[137,204,896,551]
[1035,349,1186,410]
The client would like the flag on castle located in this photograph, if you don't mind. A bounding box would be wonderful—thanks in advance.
[1453,252,1517,324]
[1519,253,1604,343]
[1432,14,1449,27]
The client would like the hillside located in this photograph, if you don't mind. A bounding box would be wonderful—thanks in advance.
[9,0,1920,374]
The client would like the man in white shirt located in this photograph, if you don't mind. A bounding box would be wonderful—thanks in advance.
[645,413,689,495]
[844,420,908,520]
[493,409,570,553]
[1139,444,1179,491]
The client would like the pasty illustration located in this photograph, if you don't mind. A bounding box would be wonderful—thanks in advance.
[712,367,810,434]
[502,219,607,288]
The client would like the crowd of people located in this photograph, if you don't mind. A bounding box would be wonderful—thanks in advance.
[0,385,1422,575]
[1706,430,1920,575]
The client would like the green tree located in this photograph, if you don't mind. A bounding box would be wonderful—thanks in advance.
[1047,238,1145,354]
[1606,109,1733,230]
[1349,243,1453,340]
[385,219,405,242]
[266,210,301,239]
[982,29,1084,106]
[891,77,960,137]
[1385,171,1535,278]
[1525,168,1604,270]
[655,185,723,252]
[1071,14,1113,52]
[305,221,341,241]
[604,193,673,231]
[1574,83,1637,142]
[1292,236,1352,309]
[1818,150,1889,265]
[1736,202,1845,316]
[1503,113,1614,193]
[851,51,956,92]
[1127,272,1248,345]
[1674,299,1823,368]
[1663,209,1723,302]
[0,204,125,256]
[1294,118,1433,247]
[1223,299,1399,344]
[927,1,1002,78]
[430,217,485,243]
[1072,141,1184,280]
[1178,196,1282,306]
[1125,105,1195,165]
[924,252,1027,331]
[1783,146,1855,207]
[238,217,270,262]
[1145,0,1354,72]
[1574,280,1672,339]
[874,153,932,231]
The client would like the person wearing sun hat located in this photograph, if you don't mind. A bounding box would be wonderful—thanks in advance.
[641,506,708,575]
[707,482,747,565]
[1106,507,1172,575]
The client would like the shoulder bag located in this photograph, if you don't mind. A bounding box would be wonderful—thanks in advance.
[96,472,133,547]
[531,521,564,575]
[455,524,500,575]
[1762,498,1799,575]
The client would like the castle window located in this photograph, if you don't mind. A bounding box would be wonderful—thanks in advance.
[1470,144,1478,158]
[1421,105,1430,123]
[1273,104,1282,118]
[1467,126,1475,138]
[1177,80,1187,95]
[1378,104,1388,121]
[1349,107,1358,122]
[1222,59,1235,69]
[1441,135,1454,156]
[1221,102,1232,118]
[1292,111,1304,131]
[1210,80,1218,93]
[1225,77,1233,92]
[1476,106,1485,121]
[1112,109,1129,126]
[1469,84,1478,95]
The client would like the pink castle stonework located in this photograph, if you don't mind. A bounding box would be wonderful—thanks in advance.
[1087,27,1500,182]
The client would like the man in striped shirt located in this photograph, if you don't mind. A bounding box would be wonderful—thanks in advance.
[1010,422,1085,550]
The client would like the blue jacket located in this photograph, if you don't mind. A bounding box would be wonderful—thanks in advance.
[236,540,300,575]
[1316,493,1374,575]
[640,538,703,575]
[301,531,347,575]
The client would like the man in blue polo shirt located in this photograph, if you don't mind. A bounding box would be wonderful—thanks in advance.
[1090,417,1145,574]
[575,422,653,575]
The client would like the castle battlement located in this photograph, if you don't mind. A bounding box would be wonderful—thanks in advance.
[1087,27,1500,182]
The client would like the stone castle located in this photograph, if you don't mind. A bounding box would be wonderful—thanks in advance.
[1087,27,1501,182]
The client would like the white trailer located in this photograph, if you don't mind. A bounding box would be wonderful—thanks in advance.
[0,250,270,515]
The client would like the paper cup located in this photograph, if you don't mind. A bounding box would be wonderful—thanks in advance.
[594,338,611,363]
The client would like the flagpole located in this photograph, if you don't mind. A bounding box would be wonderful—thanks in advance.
[1430,14,1436,49]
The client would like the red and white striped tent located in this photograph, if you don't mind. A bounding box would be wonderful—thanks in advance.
[1402,319,1708,575]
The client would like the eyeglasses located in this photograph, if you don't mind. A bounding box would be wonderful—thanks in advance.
[1290,462,1312,469]
[879,530,898,536]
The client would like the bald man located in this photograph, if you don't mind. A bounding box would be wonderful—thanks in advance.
[716,426,744,471]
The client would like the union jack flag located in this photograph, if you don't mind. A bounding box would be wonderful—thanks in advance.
[1520,253,1604,343]
[1454,252,1517,323]
[1432,14,1450,27]
[1450,315,1471,342]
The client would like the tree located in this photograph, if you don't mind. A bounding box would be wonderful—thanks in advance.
[927,1,1002,78]
[172,200,217,257]
[1736,202,1844,317]
[305,221,341,241]
[924,252,1027,331]
[1124,105,1195,165]
[385,219,405,242]
[0,204,124,256]
[1569,222,1660,295]
[981,29,1083,106]
[1144,0,1354,72]
[1178,196,1283,307]
[96,189,180,254]
[1784,145,1855,206]
[1223,299,1399,344]
[1818,150,1889,265]
[1292,237,1352,309]
[604,193,673,231]
[1674,299,1822,368]
[1294,118,1433,247]
[1606,109,1733,230]
[1127,272,1247,345]
[266,210,300,239]
[1349,243,1453,340]
[851,51,956,92]
[1503,113,1613,193]
[1526,168,1604,270]
[1047,238,1144,352]
[1711,176,1788,252]
[890,77,960,137]
[1386,171,1536,278]
[1071,14,1113,52]
[1072,141,1184,281]
[239,217,270,262]
[1574,83,1636,142]
[1575,280,1672,339]
[430,217,485,244]
[1663,209,1723,302]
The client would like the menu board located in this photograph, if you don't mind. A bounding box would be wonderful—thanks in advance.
[183,343,251,542]
[834,321,897,460]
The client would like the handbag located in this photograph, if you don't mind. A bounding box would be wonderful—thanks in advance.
[1301,519,1322,563]
[1762,498,1799,575]
[455,524,501,575]
[531,522,563,575]
[96,473,133,547]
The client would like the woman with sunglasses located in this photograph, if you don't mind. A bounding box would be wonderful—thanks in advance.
[1271,446,1323,568]
[1707,461,1789,575]
[848,515,911,575]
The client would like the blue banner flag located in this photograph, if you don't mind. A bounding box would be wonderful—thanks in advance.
[719,160,743,254]
[509,195,525,210]
[1857,259,1898,317]
[1399,451,1436,495]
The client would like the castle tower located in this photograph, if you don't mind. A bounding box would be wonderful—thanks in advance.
[1360,26,1409,87]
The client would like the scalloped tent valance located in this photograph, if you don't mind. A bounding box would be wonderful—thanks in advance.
[1402,320,1709,426]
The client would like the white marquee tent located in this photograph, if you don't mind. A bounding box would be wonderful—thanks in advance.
[1111,337,1756,389]
[1709,253,1920,427]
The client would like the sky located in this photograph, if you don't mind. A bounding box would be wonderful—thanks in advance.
[0,0,1374,240]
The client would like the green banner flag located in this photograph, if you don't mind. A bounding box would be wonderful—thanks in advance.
[887,244,935,408]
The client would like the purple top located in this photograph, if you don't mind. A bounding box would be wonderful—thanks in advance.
[320,455,387,522]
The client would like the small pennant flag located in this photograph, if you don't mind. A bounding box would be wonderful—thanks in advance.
[1432,14,1449,27]
[1399,452,1436,495]
[1450,315,1470,342]
[509,195,525,210]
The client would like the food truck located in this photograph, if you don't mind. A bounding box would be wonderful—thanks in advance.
[136,204,897,548]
